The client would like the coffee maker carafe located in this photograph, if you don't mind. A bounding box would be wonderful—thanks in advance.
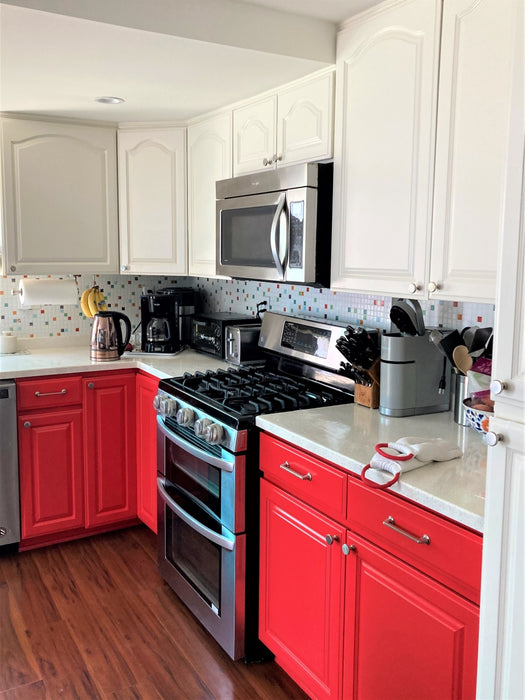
[90,311,131,362]
[140,287,198,354]
[145,315,173,352]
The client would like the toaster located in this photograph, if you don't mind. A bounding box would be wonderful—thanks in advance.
[225,324,264,365]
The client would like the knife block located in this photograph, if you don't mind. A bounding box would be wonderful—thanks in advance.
[354,382,380,409]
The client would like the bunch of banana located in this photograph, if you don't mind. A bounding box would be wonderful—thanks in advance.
[80,285,108,318]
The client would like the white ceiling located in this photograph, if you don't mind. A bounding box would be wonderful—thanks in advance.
[0,0,380,124]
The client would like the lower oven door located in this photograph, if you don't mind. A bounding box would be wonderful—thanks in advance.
[157,476,246,661]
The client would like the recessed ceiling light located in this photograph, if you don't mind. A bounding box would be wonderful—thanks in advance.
[95,96,125,104]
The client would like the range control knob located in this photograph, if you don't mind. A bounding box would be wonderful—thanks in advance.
[152,394,161,411]
[206,423,225,446]
[194,418,213,439]
[176,407,196,427]
[158,396,178,417]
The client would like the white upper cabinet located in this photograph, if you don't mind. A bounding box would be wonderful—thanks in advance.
[1,118,118,275]
[233,69,334,175]
[331,0,516,302]
[187,112,232,277]
[331,0,441,297]
[118,128,187,276]
[430,0,517,302]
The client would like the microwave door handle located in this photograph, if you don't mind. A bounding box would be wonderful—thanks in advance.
[270,192,286,280]
[157,416,234,473]
[157,477,235,551]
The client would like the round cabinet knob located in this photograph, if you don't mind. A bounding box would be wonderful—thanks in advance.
[10,265,16,272]
[490,380,508,395]
[427,281,441,293]
[263,157,272,166]
[159,397,178,418]
[325,535,339,545]
[205,422,225,446]
[485,431,503,447]
[342,544,357,555]
[121,265,128,271]
[176,407,196,428]
[408,283,420,294]
[87,382,95,390]
[194,418,213,438]
[273,154,282,163]
[23,421,31,428]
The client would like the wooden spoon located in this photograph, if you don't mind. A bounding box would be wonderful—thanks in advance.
[452,344,473,375]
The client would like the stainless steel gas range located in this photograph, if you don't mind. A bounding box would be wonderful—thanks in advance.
[154,312,355,661]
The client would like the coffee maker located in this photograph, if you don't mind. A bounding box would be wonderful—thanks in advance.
[140,287,198,354]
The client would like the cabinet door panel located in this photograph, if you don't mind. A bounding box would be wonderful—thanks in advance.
[118,129,186,275]
[331,0,440,296]
[18,409,84,539]
[430,0,518,302]
[233,97,276,175]
[259,480,343,700]
[2,119,118,274]
[345,533,479,700]
[136,372,158,533]
[84,373,136,528]
[187,113,232,277]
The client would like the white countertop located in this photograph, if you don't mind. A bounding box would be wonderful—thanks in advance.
[257,406,486,533]
[1,341,486,533]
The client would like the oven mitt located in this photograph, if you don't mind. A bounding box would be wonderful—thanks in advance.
[361,436,462,489]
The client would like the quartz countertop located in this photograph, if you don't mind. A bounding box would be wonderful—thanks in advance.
[1,341,486,533]
[257,406,486,533]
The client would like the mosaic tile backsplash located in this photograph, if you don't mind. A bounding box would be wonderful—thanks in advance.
[0,273,495,340]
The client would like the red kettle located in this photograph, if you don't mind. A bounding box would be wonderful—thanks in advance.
[90,311,131,362]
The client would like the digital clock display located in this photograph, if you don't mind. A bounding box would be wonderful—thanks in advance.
[281,321,331,359]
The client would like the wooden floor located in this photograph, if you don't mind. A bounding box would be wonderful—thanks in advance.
[0,526,309,699]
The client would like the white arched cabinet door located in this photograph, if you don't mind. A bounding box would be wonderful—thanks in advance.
[331,0,440,297]
[118,128,187,276]
[1,118,118,274]
[277,71,334,167]
[429,0,518,303]
[187,112,232,277]
[233,97,276,175]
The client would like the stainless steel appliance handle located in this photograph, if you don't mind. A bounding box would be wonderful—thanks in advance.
[157,416,234,473]
[270,192,286,280]
[157,477,235,551]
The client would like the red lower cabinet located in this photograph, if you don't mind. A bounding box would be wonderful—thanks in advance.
[83,372,137,528]
[259,479,344,700]
[18,408,84,539]
[344,531,479,700]
[136,372,159,532]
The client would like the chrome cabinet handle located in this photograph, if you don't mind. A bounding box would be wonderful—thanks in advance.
[87,382,95,389]
[383,516,430,545]
[279,461,312,481]
[490,380,508,395]
[427,281,441,293]
[263,156,273,166]
[23,421,31,428]
[325,535,339,545]
[35,388,67,397]
[485,431,503,447]
[342,544,357,555]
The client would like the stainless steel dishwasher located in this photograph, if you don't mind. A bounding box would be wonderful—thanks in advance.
[0,380,20,547]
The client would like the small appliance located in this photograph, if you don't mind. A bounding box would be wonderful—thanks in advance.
[379,332,451,416]
[141,287,198,354]
[191,312,256,358]
[90,311,132,362]
[225,324,264,366]
[216,162,333,286]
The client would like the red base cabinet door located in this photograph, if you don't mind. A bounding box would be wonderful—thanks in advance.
[18,408,84,539]
[344,532,479,700]
[136,371,159,532]
[83,372,137,528]
[259,479,344,700]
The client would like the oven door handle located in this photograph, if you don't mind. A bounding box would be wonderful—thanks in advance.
[157,477,235,551]
[157,416,234,473]
[270,192,286,280]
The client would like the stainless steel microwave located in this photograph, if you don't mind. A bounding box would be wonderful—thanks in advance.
[216,162,332,286]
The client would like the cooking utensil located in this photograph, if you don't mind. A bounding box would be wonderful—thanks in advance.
[469,327,493,357]
[461,326,478,351]
[389,299,425,336]
[437,329,465,366]
[452,344,473,375]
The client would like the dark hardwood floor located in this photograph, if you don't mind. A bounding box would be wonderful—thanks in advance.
[0,526,309,699]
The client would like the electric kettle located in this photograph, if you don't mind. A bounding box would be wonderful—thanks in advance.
[90,311,132,362]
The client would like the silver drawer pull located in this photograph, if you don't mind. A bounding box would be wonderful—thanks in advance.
[279,461,312,481]
[383,516,430,545]
[35,388,67,397]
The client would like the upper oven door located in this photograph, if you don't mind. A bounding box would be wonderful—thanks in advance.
[216,188,317,283]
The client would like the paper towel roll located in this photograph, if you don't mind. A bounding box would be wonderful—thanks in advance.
[19,278,78,307]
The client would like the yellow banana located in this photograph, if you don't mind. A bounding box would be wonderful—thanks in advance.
[80,287,93,318]
[87,286,98,317]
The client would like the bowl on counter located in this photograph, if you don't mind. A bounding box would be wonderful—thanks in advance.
[463,398,493,435]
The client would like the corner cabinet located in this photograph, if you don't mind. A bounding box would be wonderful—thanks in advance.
[331,0,517,303]
[117,128,187,275]
[233,69,334,175]
[259,432,481,700]
[1,118,118,275]
[187,112,232,277]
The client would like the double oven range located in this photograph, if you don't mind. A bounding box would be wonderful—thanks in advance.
[154,312,355,660]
